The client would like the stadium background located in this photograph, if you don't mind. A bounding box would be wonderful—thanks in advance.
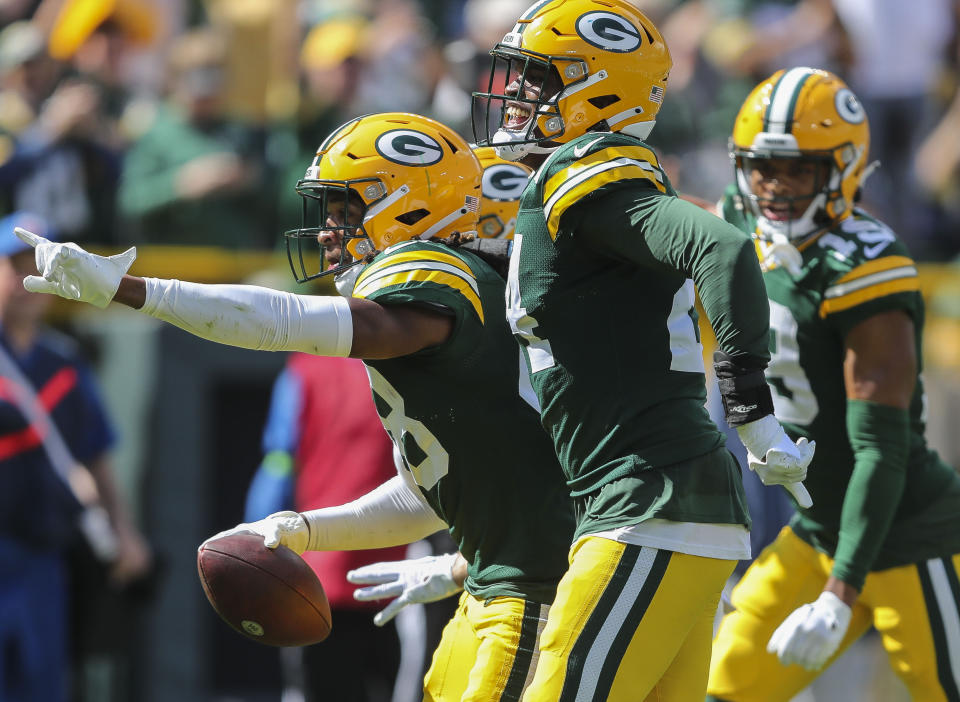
[4,0,960,699]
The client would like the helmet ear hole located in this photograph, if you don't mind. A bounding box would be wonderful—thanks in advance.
[396,208,430,225]
[440,136,460,153]
[588,95,620,109]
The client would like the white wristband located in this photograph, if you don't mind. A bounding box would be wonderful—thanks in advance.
[141,278,353,356]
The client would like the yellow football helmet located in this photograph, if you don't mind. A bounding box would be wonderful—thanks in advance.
[285,113,482,283]
[473,146,533,239]
[473,0,672,161]
[731,67,871,242]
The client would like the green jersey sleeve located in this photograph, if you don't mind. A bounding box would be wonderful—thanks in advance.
[814,216,922,338]
[567,187,771,366]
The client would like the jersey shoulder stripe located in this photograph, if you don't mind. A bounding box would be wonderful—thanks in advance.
[353,244,484,322]
[819,255,919,318]
[542,144,666,240]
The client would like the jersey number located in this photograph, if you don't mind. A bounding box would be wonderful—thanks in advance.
[506,235,556,374]
[767,300,819,424]
[366,366,449,490]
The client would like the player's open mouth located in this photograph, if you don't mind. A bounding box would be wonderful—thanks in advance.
[762,203,799,221]
[504,102,533,130]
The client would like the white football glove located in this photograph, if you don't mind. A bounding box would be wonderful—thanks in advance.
[15,227,136,308]
[201,510,310,555]
[347,552,463,627]
[767,591,852,670]
[736,415,815,508]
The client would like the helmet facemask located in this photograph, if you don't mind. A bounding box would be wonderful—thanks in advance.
[473,46,578,161]
[734,147,845,243]
[284,180,379,284]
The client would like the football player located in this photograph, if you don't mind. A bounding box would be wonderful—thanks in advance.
[469,1,815,700]
[16,112,575,702]
[706,67,960,702]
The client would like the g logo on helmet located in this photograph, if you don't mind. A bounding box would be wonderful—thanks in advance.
[575,12,642,53]
[375,130,444,166]
[835,89,865,124]
[482,164,529,201]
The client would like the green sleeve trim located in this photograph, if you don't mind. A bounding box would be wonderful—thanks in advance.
[261,450,294,477]
[832,399,909,590]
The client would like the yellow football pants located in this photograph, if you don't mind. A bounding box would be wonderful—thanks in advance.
[424,591,549,702]
[708,526,960,702]
[520,535,736,702]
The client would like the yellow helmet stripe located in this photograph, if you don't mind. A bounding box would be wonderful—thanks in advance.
[356,247,476,288]
[765,67,816,133]
[543,145,662,204]
[545,162,666,239]
[353,264,484,322]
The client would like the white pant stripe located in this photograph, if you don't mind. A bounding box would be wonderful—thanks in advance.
[574,546,659,702]
[927,558,960,693]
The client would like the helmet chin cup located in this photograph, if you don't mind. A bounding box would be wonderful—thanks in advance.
[492,130,534,161]
[492,129,557,162]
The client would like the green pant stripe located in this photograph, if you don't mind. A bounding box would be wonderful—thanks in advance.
[918,560,960,702]
[500,601,545,702]
[592,548,672,701]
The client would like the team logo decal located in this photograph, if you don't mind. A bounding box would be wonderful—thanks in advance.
[575,12,641,53]
[835,88,865,124]
[375,130,444,166]
[482,164,530,201]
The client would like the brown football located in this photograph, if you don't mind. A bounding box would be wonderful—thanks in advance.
[197,532,332,646]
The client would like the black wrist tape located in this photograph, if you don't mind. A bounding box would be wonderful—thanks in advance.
[714,352,775,426]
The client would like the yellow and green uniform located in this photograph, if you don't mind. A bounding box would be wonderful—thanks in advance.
[352,240,574,701]
[709,186,960,702]
[507,132,772,701]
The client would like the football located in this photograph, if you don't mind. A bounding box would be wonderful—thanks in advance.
[197,532,332,646]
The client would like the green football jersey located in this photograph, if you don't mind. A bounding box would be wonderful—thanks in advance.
[507,132,770,530]
[720,185,960,570]
[352,240,574,603]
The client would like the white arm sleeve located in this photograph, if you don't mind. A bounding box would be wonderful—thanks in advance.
[303,471,447,551]
[141,278,353,356]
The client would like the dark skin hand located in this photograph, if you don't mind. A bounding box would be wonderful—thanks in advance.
[825,308,916,606]
[112,274,454,360]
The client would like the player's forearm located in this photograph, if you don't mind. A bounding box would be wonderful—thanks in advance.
[832,400,909,591]
[695,232,771,365]
[114,275,146,308]
[302,475,447,552]
[132,277,353,355]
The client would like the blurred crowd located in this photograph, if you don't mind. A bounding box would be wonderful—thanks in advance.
[0,0,957,258]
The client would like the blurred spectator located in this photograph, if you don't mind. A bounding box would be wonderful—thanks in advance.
[117,27,271,247]
[0,211,152,702]
[432,0,531,135]
[244,353,408,702]
[655,0,841,197]
[832,0,957,259]
[0,21,60,137]
[0,14,131,245]
[270,13,369,232]
[352,1,442,117]
[46,0,159,132]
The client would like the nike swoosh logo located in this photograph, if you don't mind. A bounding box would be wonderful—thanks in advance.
[863,241,891,259]
[573,136,604,159]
